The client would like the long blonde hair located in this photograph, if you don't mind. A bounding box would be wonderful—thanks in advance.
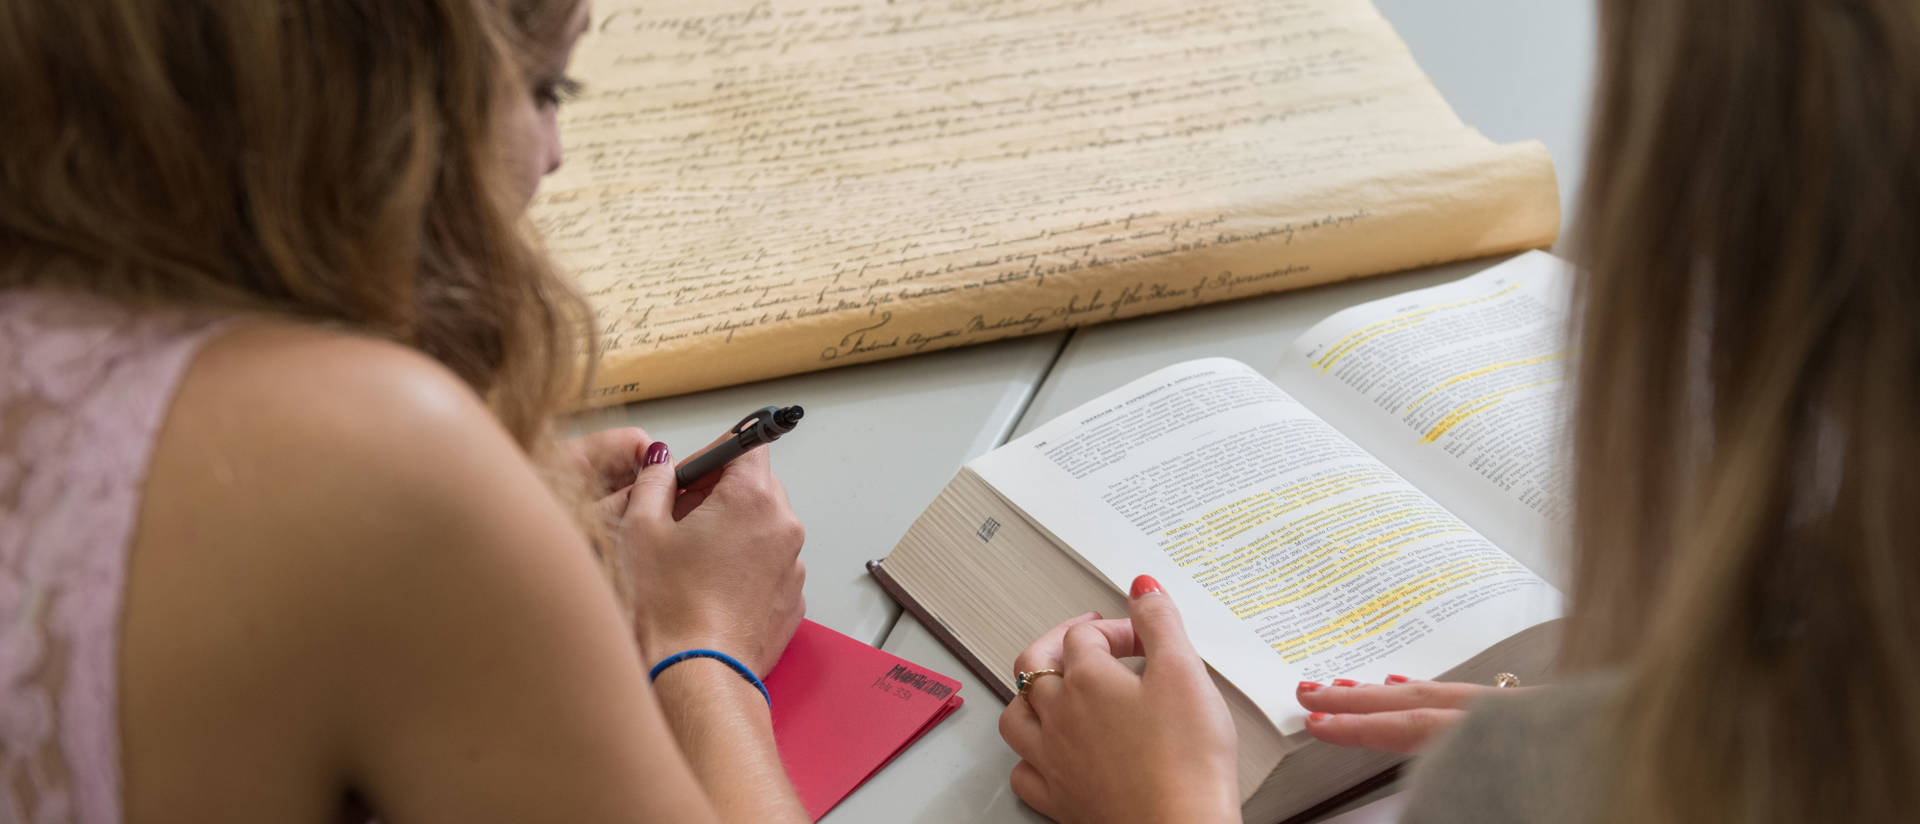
[1566,0,1920,819]
[0,0,590,446]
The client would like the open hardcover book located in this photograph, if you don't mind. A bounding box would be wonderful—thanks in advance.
[869,251,1574,823]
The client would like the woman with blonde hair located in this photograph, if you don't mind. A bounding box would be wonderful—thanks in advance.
[1001,0,1920,821]
[1,1,811,820]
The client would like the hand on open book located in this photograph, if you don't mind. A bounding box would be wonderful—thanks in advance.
[998,576,1240,823]
[1297,678,1526,754]
[619,436,807,676]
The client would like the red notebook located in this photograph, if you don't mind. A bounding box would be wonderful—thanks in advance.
[764,619,965,820]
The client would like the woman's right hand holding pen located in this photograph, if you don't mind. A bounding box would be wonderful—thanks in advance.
[618,435,811,823]
[620,437,807,676]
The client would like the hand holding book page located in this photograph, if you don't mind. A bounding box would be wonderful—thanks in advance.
[969,358,1563,731]
[535,0,1560,406]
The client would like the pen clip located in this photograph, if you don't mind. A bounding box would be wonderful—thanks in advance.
[731,406,782,437]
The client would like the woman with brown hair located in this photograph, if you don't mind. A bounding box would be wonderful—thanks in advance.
[1001,0,1920,821]
[1,1,811,821]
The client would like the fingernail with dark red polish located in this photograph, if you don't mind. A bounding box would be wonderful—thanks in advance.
[1386,674,1410,684]
[1332,678,1358,688]
[1309,712,1328,722]
[1129,574,1163,599]
[644,442,670,466]
[1297,681,1322,693]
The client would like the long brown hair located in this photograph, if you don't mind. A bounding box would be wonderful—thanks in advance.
[0,0,591,445]
[1566,0,1920,819]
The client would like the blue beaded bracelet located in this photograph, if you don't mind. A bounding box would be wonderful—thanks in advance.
[648,649,771,708]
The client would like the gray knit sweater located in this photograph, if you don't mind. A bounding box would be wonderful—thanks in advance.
[1399,677,1621,824]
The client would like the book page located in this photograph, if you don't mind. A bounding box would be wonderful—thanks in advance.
[536,0,1560,406]
[970,358,1562,731]
[1273,251,1573,586]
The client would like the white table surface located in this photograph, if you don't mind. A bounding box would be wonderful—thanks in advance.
[851,1,1596,820]
[570,333,1065,647]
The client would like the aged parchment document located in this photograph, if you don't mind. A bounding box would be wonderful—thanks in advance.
[534,0,1560,406]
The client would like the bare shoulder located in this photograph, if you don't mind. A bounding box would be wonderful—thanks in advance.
[144,319,550,567]
[151,319,579,548]
[173,320,508,467]
[134,317,597,635]
[120,319,629,819]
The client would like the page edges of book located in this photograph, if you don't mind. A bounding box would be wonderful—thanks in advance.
[876,467,1289,804]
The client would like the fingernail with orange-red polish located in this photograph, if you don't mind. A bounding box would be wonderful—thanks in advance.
[1332,678,1358,688]
[1297,681,1322,693]
[1309,713,1328,722]
[1386,674,1410,684]
[644,442,671,466]
[1130,575,1163,598]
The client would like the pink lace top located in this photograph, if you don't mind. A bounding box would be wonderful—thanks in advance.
[0,290,231,823]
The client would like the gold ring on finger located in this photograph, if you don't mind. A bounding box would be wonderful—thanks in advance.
[1493,672,1520,688]
[1016,669,1063,696]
